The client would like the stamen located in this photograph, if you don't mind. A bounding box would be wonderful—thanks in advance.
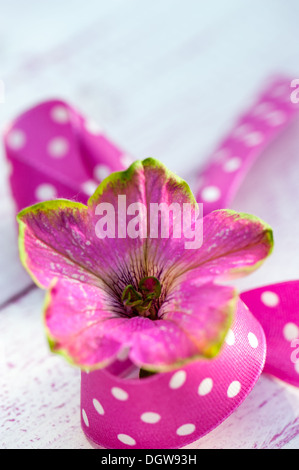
[121,277,161,320]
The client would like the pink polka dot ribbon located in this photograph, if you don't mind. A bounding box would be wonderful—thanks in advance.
[195,77,299,215]
[81,280,299,449]
[3,78,299,449]
[4,99,132,211]
[81,300,267,449]
[241,281,299,388]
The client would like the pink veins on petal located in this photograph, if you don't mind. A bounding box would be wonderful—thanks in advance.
[17,158,274,372]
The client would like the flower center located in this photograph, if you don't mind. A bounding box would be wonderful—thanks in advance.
[121,276,161,320]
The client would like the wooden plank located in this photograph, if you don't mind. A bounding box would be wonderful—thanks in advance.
[0,289,88,449]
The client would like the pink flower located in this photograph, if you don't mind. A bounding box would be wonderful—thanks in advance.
[17,159,273,372]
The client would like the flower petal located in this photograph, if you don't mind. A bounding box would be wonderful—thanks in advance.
[159,279,237,360]
[129,320,201,372]
[44,278,123,369]
[17,199,102,289]
[175,209,273,281]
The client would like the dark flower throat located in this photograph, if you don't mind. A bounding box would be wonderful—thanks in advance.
[121,276,161,320]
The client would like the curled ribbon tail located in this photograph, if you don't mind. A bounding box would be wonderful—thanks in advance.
[241,281,299,388]
[4,99,131,212]
[194,77,299,215]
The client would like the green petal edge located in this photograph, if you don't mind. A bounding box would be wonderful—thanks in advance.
[88,158,198,207]
[16,199,87,289]
[42,279,117,372]
[212,209,274,277]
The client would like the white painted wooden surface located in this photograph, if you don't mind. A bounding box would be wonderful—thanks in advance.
[1,0,299,449]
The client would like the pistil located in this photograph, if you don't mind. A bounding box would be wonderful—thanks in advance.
[122,276,161,320]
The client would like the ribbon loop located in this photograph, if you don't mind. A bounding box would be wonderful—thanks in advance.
[241,281,299,388]
[4,99,130,211]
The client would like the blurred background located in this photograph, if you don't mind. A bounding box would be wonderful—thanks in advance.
[1,0,299,449]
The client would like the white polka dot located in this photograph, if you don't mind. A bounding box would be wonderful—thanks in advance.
[283,323,299,342]
[93,398,104,416]
[261,291,280,307]
[169,370,186,389]
[111,387,129,401]
[81,180,98,196]
[295,361,299,375]
[227,380,241,398]
[82,409,89,427]
[223,157,242,172]
[93,164,110,181]
[213,148,230,162]
[201,186,221,203]
[117,434,136,446]
[244,131,263,147]
[225,329,235,346]
[253,102,273,117]
[47,136,69,158]
[120,154,134,168]
[248,332,258,348]
[176,423,196,436]
[7,129,26,150]
[271,84,289,98]
[35,183,57,201]
[141,412,161,424]
[50,105,70,123]
[85,119,103,135]
[198,378,213,396]
[233,123,252,138]
[266,110,286,126]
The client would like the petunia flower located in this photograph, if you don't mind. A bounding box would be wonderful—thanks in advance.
[17,158,273,372]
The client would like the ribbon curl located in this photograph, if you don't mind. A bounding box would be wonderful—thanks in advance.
[4,77,299,449]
